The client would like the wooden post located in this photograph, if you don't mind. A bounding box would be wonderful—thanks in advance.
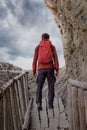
[71,87,80,130]
[0,97,3,130]
[3,94,7,130]
[9,85,18,130]
[14,81,23,125]
[23,75,29,108]
[78,88,86,130]
[67,82,73,130]
[22,98,33,130]
[84,91,87,128]
[12,81,22,130]
[17,79,25,118]
[20,77,26,112]
[7,88,14,130]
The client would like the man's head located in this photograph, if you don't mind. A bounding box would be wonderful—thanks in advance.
[41,33,50,40]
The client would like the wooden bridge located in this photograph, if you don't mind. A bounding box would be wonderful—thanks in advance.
[0,71,87,130]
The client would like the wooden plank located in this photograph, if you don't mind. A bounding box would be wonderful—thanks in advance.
[22,99,33,130]
[40,110,48,128]
[72,87,79,130]
[48,109,54,118]
[45,127,58,130]
[30,99,40,129]
[49,118,58,128]
[60,112,67,120]
[3,94,7,130]
[58,97,64,113]
[53,98,59,117]
[40,98,48,128]
[17,79,25,118]
[30,98,60,130]
[23,75,29,108]
[0,97,3,130]
[78,88,86,130]
[9,85,19,130]
[36,128,44,130]
[67,82,73,130]
[59,112,69,128]
[84,91,87,128]
[20,77,26,113]
[59,118,69,128]
[5,89,14,130]
[14,81,23,125]
[47,97,59,118]
[30,118,40,129]
[68,78,87,90]
[12,82,22,130]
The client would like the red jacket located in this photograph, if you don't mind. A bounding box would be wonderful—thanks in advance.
[32,40,59,75]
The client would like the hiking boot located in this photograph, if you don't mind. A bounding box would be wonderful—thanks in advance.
[37,103,42,111]
[49,104,54,109]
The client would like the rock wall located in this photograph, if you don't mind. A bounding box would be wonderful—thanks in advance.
[45,0,87,81]
[0,62,22,70]
[0,62,22,86]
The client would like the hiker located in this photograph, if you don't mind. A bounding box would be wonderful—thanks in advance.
[32,33,59,110]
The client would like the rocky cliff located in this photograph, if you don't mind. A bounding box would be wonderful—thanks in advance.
[0,62,22,70]
[45,0,87,81]
[0,62,22,86]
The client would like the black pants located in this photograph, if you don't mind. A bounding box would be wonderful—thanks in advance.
[36,69,56,106]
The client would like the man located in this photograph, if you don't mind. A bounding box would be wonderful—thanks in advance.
[32,33,59,110]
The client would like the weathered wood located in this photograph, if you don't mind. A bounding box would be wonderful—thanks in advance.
[14,81,23,125]
[2,72,26,92]
[68,78,87,90]
[24,74,29,105]
[0,71,29,130]
[22,98,33,130]
[3,79,13,90]
[0,70,22,73]
[58,97,64,113]
[17,79,25,118]
[71,87,80,130]
[84,91,87,128]
[67,83,73,130]
[14,72,25,80]
[78,88,86,130]
[9,85,19,130]
[23,75,29,107]
[0,97,3,130]
[3,94,6,130]
[12,82,22,130]
[7,89,14,130]
[20,77,26,113]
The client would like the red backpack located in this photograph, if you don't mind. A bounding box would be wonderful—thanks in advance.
[38,40,53,64]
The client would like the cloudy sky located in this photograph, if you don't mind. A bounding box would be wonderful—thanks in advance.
[0,0,65,70]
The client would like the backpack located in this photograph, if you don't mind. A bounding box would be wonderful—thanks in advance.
[38,40,53,64]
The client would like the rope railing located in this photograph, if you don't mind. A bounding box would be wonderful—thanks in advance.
[0,71,30,130]
[68,78,87,130]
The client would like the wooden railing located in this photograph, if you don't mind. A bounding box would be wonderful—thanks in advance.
[68,78,87,130]
[0,71,30,130]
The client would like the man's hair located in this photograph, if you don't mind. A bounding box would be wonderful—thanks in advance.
[41,33,50,39]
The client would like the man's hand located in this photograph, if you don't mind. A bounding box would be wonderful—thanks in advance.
[33,73,36,77]
[56,71,58,76]
[33,71,36,76]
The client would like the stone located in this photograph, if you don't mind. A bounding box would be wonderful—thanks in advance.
[45,0,87,81]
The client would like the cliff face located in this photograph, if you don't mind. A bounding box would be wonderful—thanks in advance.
[45,0,87,81]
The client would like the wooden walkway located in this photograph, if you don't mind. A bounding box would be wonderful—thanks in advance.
[30,97,69,130]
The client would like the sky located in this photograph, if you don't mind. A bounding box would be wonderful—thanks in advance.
[0,0,65,70]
